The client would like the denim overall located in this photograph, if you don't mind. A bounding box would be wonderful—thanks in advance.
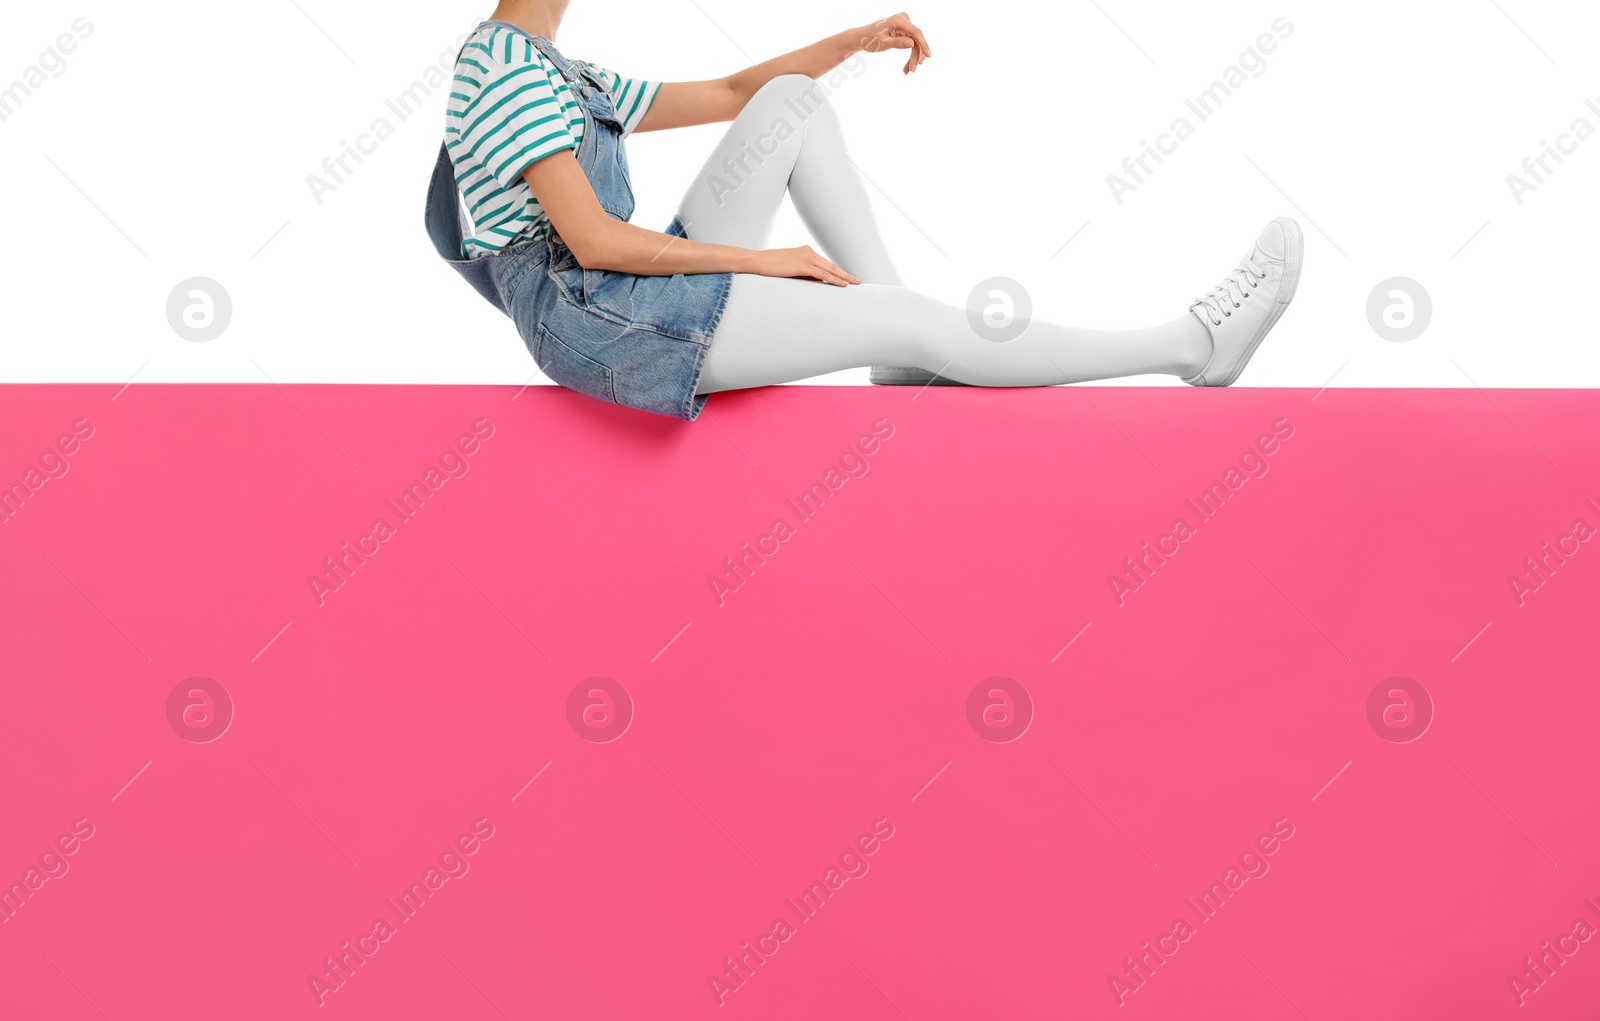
[425,26,731,420]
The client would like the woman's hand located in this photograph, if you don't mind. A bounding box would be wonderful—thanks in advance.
[754,246,862,287]
[856,13,932,74]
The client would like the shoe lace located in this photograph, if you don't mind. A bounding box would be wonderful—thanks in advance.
[1193,257,1267,326]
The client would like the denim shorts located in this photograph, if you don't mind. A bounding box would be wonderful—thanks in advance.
[489,217,732,421]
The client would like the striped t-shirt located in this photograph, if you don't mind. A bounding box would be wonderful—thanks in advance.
[447,24,660,259]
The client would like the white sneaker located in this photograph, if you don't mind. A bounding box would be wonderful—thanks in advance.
[1185,217,1304,387]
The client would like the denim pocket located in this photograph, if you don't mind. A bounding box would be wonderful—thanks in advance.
[534,323,616,404]
[491,244,542,311]
[545,244,640,325]
[545,244,588,308]
[580,266,642,323]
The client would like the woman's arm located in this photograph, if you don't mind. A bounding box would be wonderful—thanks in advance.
[523,150,860,286]
[636,12,932,132]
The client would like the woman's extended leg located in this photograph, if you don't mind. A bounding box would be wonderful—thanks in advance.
[675,74,903,286]
[699,219,1305,393]
[698,277,1208,391]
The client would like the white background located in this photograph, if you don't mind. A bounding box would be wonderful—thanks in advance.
[1,0,1596,389]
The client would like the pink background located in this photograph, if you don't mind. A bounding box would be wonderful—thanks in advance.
[2,383,1597,1019]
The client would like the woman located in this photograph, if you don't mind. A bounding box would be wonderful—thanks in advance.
[427,2,1303,420]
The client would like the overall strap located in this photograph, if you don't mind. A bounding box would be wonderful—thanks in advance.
[425,142,467,263]
[526,34,593,90]
[425,29,509,311]
[426,26,492,266]
[424,141,507,311]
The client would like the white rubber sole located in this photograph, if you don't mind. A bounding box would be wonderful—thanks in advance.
[868,365,969,386]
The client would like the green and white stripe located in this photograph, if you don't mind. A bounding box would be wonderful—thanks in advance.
[445,24,660,259]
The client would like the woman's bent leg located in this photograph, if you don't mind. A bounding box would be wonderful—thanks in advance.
[698,276,1212,393]
[675,75,902,285]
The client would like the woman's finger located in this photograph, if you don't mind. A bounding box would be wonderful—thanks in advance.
[905,22,932,58]
[906,33,928,70]
[820,260,857,285]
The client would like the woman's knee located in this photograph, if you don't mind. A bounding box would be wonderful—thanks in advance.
[751,74,830,115]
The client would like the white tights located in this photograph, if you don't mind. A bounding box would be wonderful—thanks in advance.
[679,75,1213,394]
